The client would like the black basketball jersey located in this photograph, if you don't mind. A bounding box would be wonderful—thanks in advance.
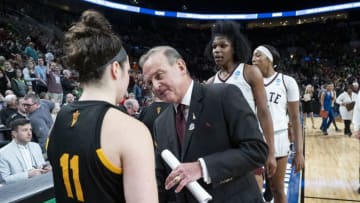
[47,101,125,202]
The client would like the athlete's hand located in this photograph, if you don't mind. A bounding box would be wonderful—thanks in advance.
[266,154,277,177]
[292,152,304,173]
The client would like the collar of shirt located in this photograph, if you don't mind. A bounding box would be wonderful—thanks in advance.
[16,142,33,170]
[16,142,29,150]
[174,80,194,112]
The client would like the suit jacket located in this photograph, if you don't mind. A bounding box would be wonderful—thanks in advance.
[139,101,170,138]
[154,82,268,203]
[0,140,45,184]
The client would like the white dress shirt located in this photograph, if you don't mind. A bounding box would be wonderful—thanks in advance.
[174,80,212,184]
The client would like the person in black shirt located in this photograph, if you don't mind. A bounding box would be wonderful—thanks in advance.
[47,10,158,203]
[138,97,169,138]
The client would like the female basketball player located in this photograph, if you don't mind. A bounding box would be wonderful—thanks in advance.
[47,10,158,202]
[252,44,305,203]
[204,21,276,192]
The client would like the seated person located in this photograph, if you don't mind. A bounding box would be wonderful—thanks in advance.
[0,94,18,125]
[0,118,51,184]
[5,97,27,127]
[63,93,75,106]
[123,98,140,117]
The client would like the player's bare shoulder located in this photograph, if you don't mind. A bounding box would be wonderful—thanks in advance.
[244,64,263,83]
[205,75,215,84]
[105,108,150,138]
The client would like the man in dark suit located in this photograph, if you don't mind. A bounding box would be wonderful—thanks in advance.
[140,46,268,203]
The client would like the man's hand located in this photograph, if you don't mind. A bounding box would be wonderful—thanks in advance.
[42,164,52,173]
[165,161,202,193]
[28,169,46,178]
[266,154,277,177]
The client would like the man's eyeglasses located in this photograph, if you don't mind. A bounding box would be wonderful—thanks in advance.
[22,103,36,107]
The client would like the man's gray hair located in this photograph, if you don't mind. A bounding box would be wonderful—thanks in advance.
[139,46,183,67]
[4,94,17,104]
[124,98,139,109]
[24,93,40,104]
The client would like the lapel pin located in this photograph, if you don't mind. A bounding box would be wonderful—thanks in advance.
[189,123,195,131]
[192,113,196,120]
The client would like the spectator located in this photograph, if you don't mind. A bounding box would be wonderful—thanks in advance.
[124,98,140,117]
[23,93,53,152]
[336,84,357,136]
[4,90,14,96]
[22,59,38,91]
[63,93,75,106]
[0,94,17,125]
[34,57,48,94]
[61,69,76,103]
[0,118,51,184]
[0,56,6,71]
[352,81,359,94]
[302,84,316,129]
[24,42,38,62]
[4,60,16,81]
[0,69,11,96]
[11,68,28,97]
[132,79,143,104]
[5,97,27,127]
[46,62,63,104]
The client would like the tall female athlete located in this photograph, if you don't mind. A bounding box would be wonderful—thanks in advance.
[205,21,276,192]
[252,44,305,203]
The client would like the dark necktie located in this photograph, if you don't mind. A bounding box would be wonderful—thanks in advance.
[176,104,186,145]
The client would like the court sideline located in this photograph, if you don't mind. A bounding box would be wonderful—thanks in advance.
[303,117,360,203]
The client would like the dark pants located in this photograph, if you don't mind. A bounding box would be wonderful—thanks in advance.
[344,120,352,135]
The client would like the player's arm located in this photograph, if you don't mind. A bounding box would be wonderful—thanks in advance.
[246,65,276,176]
[320,91,325,109]
[121,121,158,203]
[101,109,158,203]
[286,76,304,173]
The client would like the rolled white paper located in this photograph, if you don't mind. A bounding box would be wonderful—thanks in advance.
[161,149,213,203]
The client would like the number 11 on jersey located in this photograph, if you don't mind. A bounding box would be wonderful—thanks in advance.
[60,153,84,202]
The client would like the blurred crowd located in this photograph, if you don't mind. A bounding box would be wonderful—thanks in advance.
[0,1,359,121]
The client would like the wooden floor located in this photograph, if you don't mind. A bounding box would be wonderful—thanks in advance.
[303,117,360,203]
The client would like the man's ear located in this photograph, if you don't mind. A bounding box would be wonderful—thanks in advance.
[11,130,16,139]
[176,59,187,74]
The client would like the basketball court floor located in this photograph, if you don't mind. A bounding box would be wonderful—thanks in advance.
[301,117,360,203]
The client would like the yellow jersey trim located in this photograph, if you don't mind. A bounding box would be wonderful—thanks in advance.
[45,137,49,151]
[96,149,122,174]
